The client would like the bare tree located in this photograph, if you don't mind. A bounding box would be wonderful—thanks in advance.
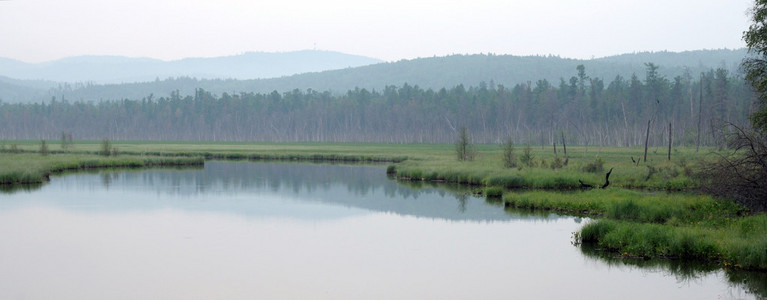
[696,124,767,211]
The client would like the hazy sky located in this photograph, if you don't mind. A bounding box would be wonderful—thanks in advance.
[0,0,753,63]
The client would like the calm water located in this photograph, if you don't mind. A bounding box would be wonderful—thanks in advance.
[0,161,764,299]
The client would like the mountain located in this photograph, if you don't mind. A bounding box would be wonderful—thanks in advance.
[0,49,750,103]
[0,50,384,83]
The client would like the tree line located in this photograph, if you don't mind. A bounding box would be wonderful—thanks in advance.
[0,64,756,145]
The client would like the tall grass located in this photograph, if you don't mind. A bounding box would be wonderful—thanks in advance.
[508,188,765,269]
[579,216,767,269]
[0,153,203,185]
[2,140,761,269]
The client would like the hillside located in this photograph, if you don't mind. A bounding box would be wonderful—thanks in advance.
[0,49,750,104]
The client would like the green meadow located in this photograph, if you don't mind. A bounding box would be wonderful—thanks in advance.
[0,140,763,269]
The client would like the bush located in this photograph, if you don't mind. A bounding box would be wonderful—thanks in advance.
[485,187,504,198]
[39,140,49,156]
[582,157,604,173]
[501,137,517,168]
[100,139,112,156]
[695,125,767,212]
[520,144,535,167]
[550,157,564,169]
[386,165,397,174]
[455,126,476,161]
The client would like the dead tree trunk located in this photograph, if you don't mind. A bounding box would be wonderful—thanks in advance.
[622,102,629,147]
[697,73,703,153]
[579,167,614,189]
[668,122,672,161]
[601,168,614,189]
[553,142,557,157]
[644,118,651,163]
[561,132,567,158]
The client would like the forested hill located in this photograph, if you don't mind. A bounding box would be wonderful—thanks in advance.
[1,64,754,146]
[0,49,748,104]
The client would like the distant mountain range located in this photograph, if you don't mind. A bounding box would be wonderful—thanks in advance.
[0,50,384,84]
[0,49,750,103]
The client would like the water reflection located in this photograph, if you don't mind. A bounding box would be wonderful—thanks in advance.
[580,241,767,299]
[2,161,520,222]
[1,161,764,299]
[0,182,43,194]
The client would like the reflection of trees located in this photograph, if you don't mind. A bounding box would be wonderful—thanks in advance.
[104,162,517,222]
[580,243,767,299]
[100,172,119,188]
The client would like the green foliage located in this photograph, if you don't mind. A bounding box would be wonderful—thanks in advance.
[386,165,397,175]
[455,126,476,161]
[99,139,112,156]
[0,153,203,185]
[39,140,49,156]
[520,144,535,167]
[485,187,504,198]
[501,136,517,168]
[743,0,767,132]
[550,156,564,170]
[582,157,605,173]
[60,132,73,150]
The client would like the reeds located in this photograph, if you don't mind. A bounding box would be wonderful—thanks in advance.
[0,154,203,185]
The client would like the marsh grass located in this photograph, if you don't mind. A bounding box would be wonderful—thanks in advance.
[0,140,709,190]
[2,140,762,269]
[484,187,504,198]
[580,217,767,269]
[0,153,203,185]
[507,188,765,269]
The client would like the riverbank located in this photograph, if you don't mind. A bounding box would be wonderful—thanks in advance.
[0,153,203,185]
[1,140,763,269]
[504,189,767,270]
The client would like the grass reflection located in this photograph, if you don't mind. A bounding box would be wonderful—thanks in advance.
[580,243,767,299]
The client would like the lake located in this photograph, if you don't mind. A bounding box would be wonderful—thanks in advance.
[0,161,763,299]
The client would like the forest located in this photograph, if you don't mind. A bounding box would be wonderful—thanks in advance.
[0,63,755,146]
[0,49,746,104]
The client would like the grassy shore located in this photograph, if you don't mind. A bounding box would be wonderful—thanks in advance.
[1,140,763,269]
[505,189,766,269]
[0,153,203,185]
[389,143,706,190]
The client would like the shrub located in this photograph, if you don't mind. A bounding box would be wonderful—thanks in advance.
[520,144,535,167]
[100,139,112,156]
[550,157,564,169]
[501,137,517,168]
[582,157,605,173]
[455,126,476,161]
[39,140,49,156]
[485,187,504,198]
[386,165,397,175]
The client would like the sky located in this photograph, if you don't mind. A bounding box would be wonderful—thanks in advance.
[0,0,754,63]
